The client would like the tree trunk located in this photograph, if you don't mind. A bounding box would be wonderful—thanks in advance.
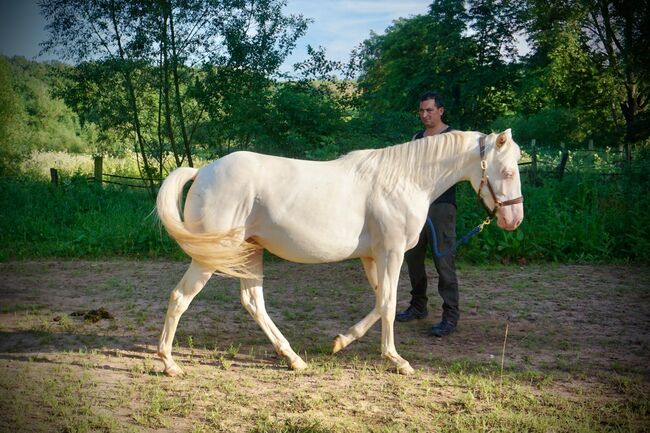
[161,7,182,168]
[110,0,156,196]
[168,3,194,167]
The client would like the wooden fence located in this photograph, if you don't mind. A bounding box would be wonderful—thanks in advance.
[519,139,627,184]
[49,156,151,188]
[48,145,628,187]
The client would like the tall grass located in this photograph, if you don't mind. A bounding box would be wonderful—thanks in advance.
[20,150,143,179]
[0,175,182,261]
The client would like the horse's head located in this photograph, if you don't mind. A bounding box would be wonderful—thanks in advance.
[470,129,524,231]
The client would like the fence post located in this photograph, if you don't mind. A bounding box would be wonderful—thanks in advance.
[50,168,59,186]
[530,139,537,185]
[557,142,569,180]
[94,156,103,184]
[588,139,594,151]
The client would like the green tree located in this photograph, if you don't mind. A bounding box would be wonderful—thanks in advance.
[0,57,25,175]
[524,0,649,156]
[355,0,526,134]
[41,0,309,192]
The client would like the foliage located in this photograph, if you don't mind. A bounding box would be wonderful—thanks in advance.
[454,151,650,263]
[2,147,649,264]
[523,0,649,165]
[0,176,182,261]
[2,0,650,265]
[0,56,95,175]
[40,0,310,194]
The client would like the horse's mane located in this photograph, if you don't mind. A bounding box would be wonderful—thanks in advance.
[341,131,476,192]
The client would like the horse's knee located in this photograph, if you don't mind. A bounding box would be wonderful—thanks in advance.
[168,291,191,315]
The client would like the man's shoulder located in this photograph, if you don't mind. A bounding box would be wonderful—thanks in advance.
[412,126,454,140]
[412,131,425,140]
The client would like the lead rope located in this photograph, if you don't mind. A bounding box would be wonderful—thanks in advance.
[426,215,492,258]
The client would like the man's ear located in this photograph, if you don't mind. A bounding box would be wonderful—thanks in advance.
[496,128,512,149]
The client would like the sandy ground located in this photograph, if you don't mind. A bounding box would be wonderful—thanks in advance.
[0,259,649,431]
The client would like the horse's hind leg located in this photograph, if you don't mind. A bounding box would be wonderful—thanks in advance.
[158,260,213,376]
[333,257,381,353]
[240,249,307,371]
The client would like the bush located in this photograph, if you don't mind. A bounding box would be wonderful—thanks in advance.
[454,167,650,263]
[2,146,649,264]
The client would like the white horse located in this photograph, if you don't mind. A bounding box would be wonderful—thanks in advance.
[156,129,524,376]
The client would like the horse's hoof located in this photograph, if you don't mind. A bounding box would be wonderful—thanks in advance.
[397,363,415,375]
[332,335,347,354]
[163,364,184,377]
[290,358,308,371]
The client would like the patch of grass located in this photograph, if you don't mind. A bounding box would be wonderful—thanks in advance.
[0,303,45,314]
[251,419,331,433]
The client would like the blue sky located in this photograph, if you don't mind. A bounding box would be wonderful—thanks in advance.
[0,0,431,70]
[282,1,431,68]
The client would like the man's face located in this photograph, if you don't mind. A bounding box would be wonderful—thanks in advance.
[418,99,444,128]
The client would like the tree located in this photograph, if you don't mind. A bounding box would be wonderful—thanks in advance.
[524,0,649,159]
[354,0,528,133]
[41,0,309,193]
[0,57,25,175]
[355,1,475,134]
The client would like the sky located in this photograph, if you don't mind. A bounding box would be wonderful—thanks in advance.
[0,0,431,71]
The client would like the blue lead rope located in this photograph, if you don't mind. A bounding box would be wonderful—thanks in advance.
[426,216,490,258]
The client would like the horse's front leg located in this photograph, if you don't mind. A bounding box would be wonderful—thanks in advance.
[240,250,307,371]
[158,260,214,376]
[333,257,381,353]
[376,250,414,375]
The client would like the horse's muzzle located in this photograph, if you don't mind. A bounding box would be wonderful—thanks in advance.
[496,203,524,231]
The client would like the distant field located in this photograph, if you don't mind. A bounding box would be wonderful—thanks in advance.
[19,150,214,181]
[1,260,648,432]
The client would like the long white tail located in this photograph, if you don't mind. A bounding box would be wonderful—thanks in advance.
[156,167,259,279]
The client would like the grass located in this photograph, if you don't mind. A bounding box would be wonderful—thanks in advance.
[1,338,647,433]
[2,147,650,264]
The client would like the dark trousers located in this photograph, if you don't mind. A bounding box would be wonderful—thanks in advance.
[404,202,460,324]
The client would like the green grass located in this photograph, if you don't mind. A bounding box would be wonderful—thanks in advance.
[0,175,183,261]
[2,148,650,264]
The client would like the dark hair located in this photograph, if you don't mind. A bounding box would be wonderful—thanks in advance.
[419,91,444,108]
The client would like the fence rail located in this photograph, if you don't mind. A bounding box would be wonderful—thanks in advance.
[47,146,633,188]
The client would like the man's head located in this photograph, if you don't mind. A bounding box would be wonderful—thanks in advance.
[418,92,445,130]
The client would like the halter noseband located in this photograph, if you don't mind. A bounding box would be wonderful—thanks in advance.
[478,136,524,222]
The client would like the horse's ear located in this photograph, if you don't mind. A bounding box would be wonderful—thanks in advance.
[496,128,512,149]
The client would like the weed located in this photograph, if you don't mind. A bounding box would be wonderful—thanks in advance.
[226,342,241,358]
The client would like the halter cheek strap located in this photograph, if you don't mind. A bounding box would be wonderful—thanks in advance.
[478,136,524,221]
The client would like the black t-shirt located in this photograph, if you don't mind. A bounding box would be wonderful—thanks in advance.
[413,127,456,206]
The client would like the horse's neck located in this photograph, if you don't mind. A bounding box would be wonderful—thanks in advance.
[408,132,481,202]
[344,132,481,198]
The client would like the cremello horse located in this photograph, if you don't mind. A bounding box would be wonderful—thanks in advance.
[156,129,524,376]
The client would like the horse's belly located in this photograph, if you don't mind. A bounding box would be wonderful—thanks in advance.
[253,227,369,264]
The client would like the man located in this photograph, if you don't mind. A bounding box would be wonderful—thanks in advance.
[395,92,459,337]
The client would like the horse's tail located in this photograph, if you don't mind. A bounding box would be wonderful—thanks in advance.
[156,167,259,279]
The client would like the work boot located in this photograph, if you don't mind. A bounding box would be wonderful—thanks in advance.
[430,320,456,337]
[396,306,428,322]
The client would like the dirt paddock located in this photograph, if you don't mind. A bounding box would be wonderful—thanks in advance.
[1,259,649,432]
